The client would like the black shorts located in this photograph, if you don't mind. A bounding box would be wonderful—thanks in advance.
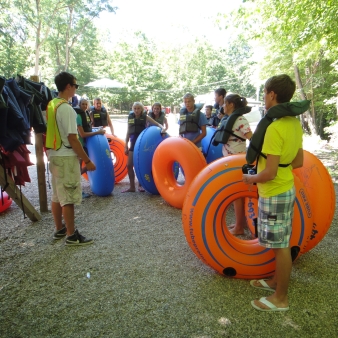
[129,141,136,152]
[128,133,140,152]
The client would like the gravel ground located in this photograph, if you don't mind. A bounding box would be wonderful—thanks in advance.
[0,125,337,337]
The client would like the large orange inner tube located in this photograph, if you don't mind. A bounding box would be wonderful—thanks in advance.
[182,154,314,279]
[152,137,207,209]
[81,134,128,184]
[105,134,128,183]
[293,150,336,252]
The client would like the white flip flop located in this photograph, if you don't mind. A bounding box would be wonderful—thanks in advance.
[250,279,275,292]
[251,297,289,312]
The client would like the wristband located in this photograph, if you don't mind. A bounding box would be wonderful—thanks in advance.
[85,159,91,164]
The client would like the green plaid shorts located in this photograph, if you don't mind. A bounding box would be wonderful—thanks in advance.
[258,186,296,249]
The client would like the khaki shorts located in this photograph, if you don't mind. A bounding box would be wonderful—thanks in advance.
[49,156,82,206]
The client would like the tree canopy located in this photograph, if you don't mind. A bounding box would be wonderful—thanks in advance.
[1,0,337,138]
[231,0,338,136]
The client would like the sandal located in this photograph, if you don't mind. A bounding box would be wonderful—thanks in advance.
[250,279,275,292]
[251,297,289,312]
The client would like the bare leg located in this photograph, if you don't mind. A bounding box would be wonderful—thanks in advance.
[253,247,291,309]
[229,198,247,235]
[62,204,75,236]
[123,151,135,192]
[51,201,63,231]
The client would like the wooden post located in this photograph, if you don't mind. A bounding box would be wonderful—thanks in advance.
[34,133,48,212]
[0,164,41,221]
[30,75,39,82]
[30,75,48,212]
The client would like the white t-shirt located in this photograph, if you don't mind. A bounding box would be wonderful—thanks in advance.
[47,103,78,157]
[222,116,251,156]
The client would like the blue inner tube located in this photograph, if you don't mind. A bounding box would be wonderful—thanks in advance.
[86,133,115,196]
[134,126,178,195]
[201,126,223,164]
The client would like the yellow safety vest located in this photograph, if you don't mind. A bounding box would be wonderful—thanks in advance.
[45,98,69,150]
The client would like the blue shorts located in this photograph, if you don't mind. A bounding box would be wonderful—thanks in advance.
[257,187,296,249]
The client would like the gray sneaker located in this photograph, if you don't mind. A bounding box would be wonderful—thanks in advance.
[53,226,67,240]
[65,229,93,246]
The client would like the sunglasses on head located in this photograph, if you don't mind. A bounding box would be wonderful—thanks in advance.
[70,83,79,89]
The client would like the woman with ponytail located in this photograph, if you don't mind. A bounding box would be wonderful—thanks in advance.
[222,94,253,235]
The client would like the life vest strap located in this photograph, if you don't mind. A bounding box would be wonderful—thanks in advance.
[250,143,291,168]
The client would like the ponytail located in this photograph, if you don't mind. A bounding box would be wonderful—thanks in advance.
[225,94,247,110]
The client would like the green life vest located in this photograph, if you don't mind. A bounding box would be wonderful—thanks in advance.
[149,110,165,126]
[74,107,92,133]
[213,106,251,145]
[246,100,311,165]
[45,98,71,150]
[128,111,147,135]
[179,103,203,134]
[91,107,108,127]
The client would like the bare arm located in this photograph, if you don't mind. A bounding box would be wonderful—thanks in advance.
[77,125,105,139]
[243,148,303,184]
[243,154,280,184]
[107,114,115,136]
[192,125,207,145]
[146,115,164,129]
[291,148,303,169]
[245,131,253,140]
[68,134,96,171]
[163,117,169,131]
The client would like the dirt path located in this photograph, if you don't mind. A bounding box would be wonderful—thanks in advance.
[0,142,337,338]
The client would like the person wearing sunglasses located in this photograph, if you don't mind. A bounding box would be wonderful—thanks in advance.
[45,72,96,246]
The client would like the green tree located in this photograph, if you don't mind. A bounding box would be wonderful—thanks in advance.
[0,2,32,77]
[106,32,171,110]
[235,0,338,136]
[10,0,116,78]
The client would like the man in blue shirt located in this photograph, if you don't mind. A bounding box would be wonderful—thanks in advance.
[178,93,208,149]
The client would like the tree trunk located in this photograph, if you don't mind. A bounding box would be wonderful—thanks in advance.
[293,64,317,135]
[34,21,41,75]
[34,0,41,76]
[65,7,73,72]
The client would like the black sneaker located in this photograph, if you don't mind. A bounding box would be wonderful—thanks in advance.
[65,229,93,246]
[53,226,67,240]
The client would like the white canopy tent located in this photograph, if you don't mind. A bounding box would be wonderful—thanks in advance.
[84,78,127,89]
